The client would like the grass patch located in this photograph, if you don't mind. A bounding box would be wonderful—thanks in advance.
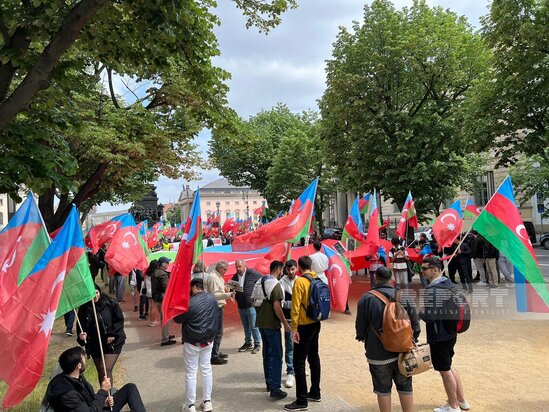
[0,317,125,411]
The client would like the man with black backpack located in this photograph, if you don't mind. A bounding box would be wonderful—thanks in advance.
[420,257,470,412]
[284,256,327,411]
[355,266,420,412]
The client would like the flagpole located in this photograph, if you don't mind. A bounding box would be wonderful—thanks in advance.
[440,226,474,279]
[73,308,86,344]
[91,299,113,410]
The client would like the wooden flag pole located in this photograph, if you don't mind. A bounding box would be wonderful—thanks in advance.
[440,226,474,278]
[91,298,113,411]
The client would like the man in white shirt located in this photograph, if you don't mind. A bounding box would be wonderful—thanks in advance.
[309,242,329,284]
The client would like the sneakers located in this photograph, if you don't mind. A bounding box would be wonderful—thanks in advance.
[284,401,308,411]
[238,343,253,352]
[65,331,73,337]
[211,356,228,365]
[477,281,487,286]
[202,400,213,412]
[433,403,461,412]
[251,344,261,354]
[284,373,295,388]
[148,321,160,327]
[160,339,176,346]
[307,393,321,402]
[133,306,138,312]
[218,352,228,359]
[270,390,288,400]
[182,404,196,412]
[344,309,352,315]
[458,399,470,410]
[138,315,147,320]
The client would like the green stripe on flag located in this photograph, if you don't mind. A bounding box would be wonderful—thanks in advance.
[17,228,50,285]
[473,212,549,307]
[56,253,96,318]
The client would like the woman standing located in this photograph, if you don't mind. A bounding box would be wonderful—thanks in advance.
[77,284,126,387]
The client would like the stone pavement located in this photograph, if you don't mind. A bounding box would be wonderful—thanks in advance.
[118,299,358,412]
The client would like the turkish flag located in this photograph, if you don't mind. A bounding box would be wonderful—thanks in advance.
[88,219,122,253]
[432,200,463,251]
[323,245,351,312]
[105,216,148,275]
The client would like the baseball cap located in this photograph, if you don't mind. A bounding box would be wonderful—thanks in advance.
[158,256,171,264]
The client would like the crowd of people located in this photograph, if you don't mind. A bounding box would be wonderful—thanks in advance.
[41,230,514,412]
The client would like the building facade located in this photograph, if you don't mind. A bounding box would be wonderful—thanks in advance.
[178,178,267,225]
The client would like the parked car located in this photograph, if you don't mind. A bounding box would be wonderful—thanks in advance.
[322,227,343,240]
[414,226,433,241]
[540,232,549,250]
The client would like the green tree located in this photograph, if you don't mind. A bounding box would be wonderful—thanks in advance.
[319,0,491,216]
[209,104,314,193]
[510,149,549,219]
[0,0,297,131]
[0,1,297,229]
[165,203,183,226]
[464,0,548,166]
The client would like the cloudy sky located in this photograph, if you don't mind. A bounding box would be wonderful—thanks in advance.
[97,0,489,212]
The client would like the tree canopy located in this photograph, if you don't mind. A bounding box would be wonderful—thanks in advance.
[319,0,491,216]
[0,0,297,229]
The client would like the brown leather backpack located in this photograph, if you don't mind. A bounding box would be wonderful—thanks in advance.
[369,290,413,353]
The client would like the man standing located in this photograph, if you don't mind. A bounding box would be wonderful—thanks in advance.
[280,259,297,388]
[151,256,176,346]
[355,266,420,412]
[175,278,219,412]
[309,242,329,284]
[256,260,291,401]
[483,240,499,288]
[419,257,470,412]
[232,260,262,353]
[284,256,322,411]
[470,231,486,284]
[44,346,145,412]
[205,260,234,365]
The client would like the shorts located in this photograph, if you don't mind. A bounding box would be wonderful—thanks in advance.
[368,361,412,396]
[429,337,457,371]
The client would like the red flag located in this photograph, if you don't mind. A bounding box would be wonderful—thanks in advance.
[395,191,418,238]
[432,200,463,252]
[364,190,380,256]
[222,217,236,233]
[105,214,148,275]
[248,242,291,274]
[0,206,84,407]
[323,244,351,311]
[88,214,125,253]
[162,191,202,325]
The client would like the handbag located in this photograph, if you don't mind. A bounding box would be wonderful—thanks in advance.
[398,343,432,377]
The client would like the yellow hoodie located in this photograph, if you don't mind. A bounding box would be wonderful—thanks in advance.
[291,271,318,332]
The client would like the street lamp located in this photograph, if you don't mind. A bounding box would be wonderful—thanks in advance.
[241,190,249,219]
[215,201,221,237]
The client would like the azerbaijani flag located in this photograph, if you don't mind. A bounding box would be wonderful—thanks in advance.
[162,190,203,325]
[432,200,463,252]
[364,189,380,256]
[472,176,549,312]
[464,198,481,219]
[395,191,418,238]
[0,194,50,309]
[231,178,318,251]
[342,196,365,244]
[358,192,371,215]
[0,206,89,407]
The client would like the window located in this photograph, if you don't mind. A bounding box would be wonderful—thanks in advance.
[225,201,230,206]
[206,211,212,219]
[474,171,495,206]
[253,201,258,205]
[235,211,240,219]
[392,202,400,213]
[226,212,231,219]
[0,198,3,206]
[206,202,211,206]
[0,212,3,226]
[235,201,239,205]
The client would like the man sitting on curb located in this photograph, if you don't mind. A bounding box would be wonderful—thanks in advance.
[44,346,145,412]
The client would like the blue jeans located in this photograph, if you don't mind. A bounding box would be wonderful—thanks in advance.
[285,330,294,374]
[115,275,125,302]
[238,307,261,345]
[260,328,283,392]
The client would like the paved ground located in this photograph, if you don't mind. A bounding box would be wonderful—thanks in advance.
[113,245,549,412]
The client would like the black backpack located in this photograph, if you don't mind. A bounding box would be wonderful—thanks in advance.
[435,284,471,334]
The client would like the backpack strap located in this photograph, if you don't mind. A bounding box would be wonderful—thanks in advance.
[300,273,315,313]
[367,289,397,340]
[261,276,269,302]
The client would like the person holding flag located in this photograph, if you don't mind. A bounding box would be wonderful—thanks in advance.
[77,284,126,388]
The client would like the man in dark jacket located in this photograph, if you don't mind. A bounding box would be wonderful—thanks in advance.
[232,260,262,353]
[175,278,219,412]
[419,257,469,412]
[456,233,474,293]
[44,346,145,412]
[152,256,176,346]
[355,266,420,412]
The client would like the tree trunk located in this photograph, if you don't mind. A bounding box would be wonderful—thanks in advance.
[0,0,111,131]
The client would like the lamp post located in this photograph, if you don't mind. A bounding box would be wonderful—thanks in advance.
[215,200,221,237]
[241,190,249,219]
